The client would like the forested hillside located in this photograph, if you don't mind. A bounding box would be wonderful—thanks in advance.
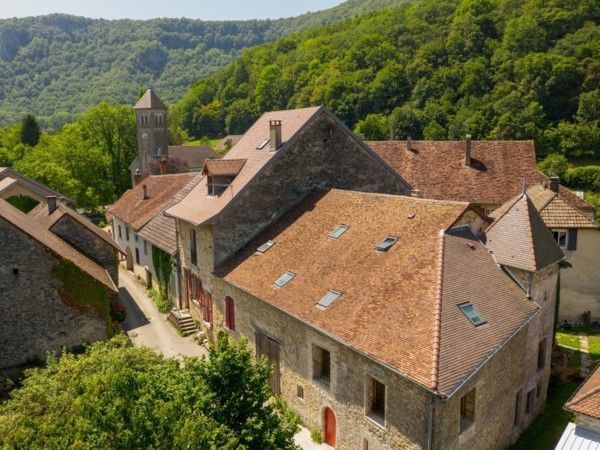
[0,0,400,129]
[173,0,600,162]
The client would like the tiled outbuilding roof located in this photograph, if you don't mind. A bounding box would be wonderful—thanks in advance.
[167,145,219,170]
[107,173,195,231]
[202,159,246,176]
[486,193,564,272]
[367,140,542,205]
[566,365,600,419]
[215,135,243,152]
[219,189,537,395]
[0,199,116,291]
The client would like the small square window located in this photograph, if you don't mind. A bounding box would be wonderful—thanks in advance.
[257,138,270,150]
[274,271,295,287]
[375,236,398,252]
[316,290,341,310]
[458,303,486,326]
[552,230,568,249]
[12,268,19,276]
[257,240,274,253]
[297,385,304,399]
[328,224,349,239]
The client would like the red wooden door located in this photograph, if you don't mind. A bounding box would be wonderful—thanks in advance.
[324,407,336,447]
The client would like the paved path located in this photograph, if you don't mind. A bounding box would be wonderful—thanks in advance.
[579,334,591,378]
[118,268,205,359]
[294,427,332,450]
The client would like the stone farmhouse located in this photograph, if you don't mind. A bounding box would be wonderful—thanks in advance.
[162,105,563,449]
[129,89,219,181]
[492,181,600,324]
[0,195,118,374]
[107,172,201,302]
[556,365,600,448]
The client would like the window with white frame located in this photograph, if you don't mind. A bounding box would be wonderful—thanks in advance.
[552,230,567,249]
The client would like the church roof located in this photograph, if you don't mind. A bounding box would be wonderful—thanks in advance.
[134,89,167,110]
[485,193,564,272]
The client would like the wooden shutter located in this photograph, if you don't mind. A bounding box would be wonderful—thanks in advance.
[567,229,578,251]
[255,332,280,395]
[225,297,235,331]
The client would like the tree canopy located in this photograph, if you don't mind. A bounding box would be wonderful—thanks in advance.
[0,333,299,449]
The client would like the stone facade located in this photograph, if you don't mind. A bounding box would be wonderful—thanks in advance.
[0,218,110,371]
[51,215,119,283]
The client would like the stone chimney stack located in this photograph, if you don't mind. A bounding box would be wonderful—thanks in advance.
[411,189,422,198]
[142,184,149,200]
[407,136,412,151]
[159,157,168,175]
[269,120,282,151]
[47,196,57,214]
[465,134,472,166]
[134,169,143,186]
[549,176,560,193]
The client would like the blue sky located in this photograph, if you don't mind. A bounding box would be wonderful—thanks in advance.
[0,0,345,20]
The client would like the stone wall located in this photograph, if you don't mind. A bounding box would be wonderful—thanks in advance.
[0,218,108,370]
[559,229,600,322]
[51,215,118,283]
[212,111,410,266]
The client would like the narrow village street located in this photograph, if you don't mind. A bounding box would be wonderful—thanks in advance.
[118,267,205,359]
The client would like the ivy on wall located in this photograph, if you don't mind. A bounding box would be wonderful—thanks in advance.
[51,259,115,336]
[151,245,172,299]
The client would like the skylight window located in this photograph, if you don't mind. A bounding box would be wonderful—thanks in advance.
[458,302,487,327]
[274,271,295,287]
[328,224,349,239]
[257,240,274,253]
[257,138,270,150]
[316,290,342,310]
[375,236,398,252]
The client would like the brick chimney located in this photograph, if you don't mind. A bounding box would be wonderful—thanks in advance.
[133,169,143,186]
[549,176,560,193]
[142,184,149,200]
[269,120,282,151]
[465,134,472,166]
[47,196,57,214]
[159,157,168,175]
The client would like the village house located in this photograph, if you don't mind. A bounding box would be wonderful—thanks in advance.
[129,89,219,182]
[165,106,563,448]
[0,166,70,213]
[556,365,600,448]
[0,198,118,373]
[492,180,600,324]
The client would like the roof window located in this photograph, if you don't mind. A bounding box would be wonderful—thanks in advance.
[316,290,342,310]
[257,240,274,253]
[274,271,295,288]
[376,236,398,252]
[458,302,487,327]
[257,138,270,150]
[328,224,349,239]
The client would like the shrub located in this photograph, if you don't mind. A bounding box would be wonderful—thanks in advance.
[311,429,323,444]
[564,165,600,192]
[147,287,172,313]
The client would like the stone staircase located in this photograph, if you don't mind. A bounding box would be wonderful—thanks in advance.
[168,309,198,336]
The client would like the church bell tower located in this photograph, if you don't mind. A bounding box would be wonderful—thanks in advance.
[133,89,168,178]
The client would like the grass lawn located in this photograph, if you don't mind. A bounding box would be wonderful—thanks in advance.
[588,335,600,360]
[556,327,600,360]
[556,332,581,350]
[508,380,578,450]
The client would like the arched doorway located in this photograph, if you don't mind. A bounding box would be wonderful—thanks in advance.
[323,407,336,447]
[125,247,134,271]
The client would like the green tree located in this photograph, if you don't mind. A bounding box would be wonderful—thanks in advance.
[389,104,425,139]
[538,153,571,178]
[0,333,299,449]
[354,113,389,140]
[254,65,291,112]
[20,114,41,147]
[225,99,258,134]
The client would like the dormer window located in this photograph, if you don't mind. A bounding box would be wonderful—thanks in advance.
[202,159,246,197]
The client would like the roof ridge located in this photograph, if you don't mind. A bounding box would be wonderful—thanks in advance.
[524,196,538,271]
[430,229,446,390]
[485,193,523,233]
[567,385,600,408]
[551,195,598,228]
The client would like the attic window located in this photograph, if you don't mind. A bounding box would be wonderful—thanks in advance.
[328,224,349,239]
[274,271,295,288]
[458,302,487,327]
[257,240,275,253]
[376,236,398,252]
[316,290,342,310]
[257,138,270,150]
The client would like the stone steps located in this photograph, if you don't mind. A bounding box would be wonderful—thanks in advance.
[168,310,198,336]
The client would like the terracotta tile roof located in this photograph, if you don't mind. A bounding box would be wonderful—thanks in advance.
[436,227,538,393]
[166,106,322,226]
[134,89,166,110]
[138,174,203,255]
[167,145,220,169]
[215,135,243,152]
[107,173,195,231]
[202,159,246,176]
[366,140,542,205]
[219,189,535,394]
[0,199,116,292]
[491,184,598,229]
[486,193,564,272]
[0,167,70,203]
[559,185,596,212]
[566,365,600,419]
